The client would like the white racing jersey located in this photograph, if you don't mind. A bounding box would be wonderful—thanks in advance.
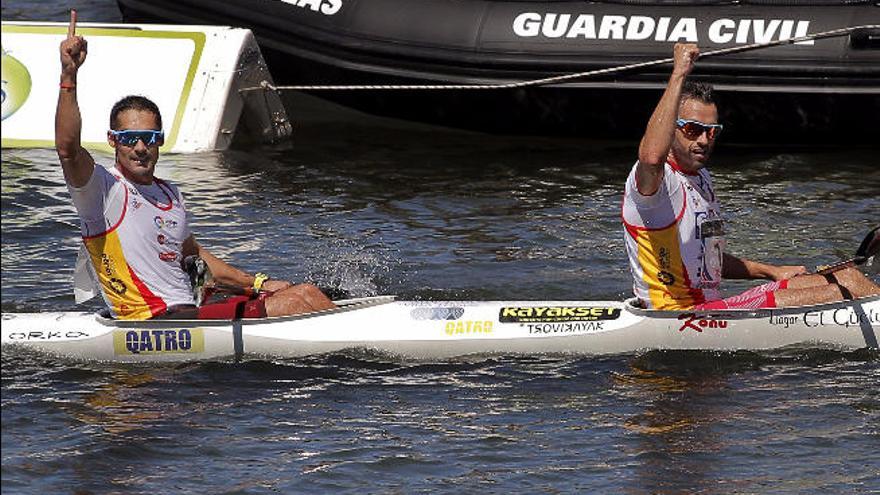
[70,165,194,319]
[622,159,725,310]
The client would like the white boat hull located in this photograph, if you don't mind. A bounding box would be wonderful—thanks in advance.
[2,296,878,362]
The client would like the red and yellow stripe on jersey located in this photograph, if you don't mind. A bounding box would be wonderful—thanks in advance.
[84,228,168,320]
[623,196,706,309]
[622,159,725,310]
[74,166,194,320]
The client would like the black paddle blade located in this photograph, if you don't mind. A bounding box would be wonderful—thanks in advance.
[320,286,352,301]
[855,226,880,259]
[183,255,213,306]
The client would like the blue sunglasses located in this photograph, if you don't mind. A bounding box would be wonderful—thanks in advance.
[110,129,165,146]
[675,119,723,140]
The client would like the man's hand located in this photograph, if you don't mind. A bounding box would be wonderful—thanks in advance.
[635,42,701,194]
[723,253,808,281]
[672,43,699,78]
[768,265,808,281]
[262,279,293,292]
[60,10,87,80]
[55,9,96,188]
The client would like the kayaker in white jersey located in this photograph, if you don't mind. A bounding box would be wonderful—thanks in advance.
[56,11,336,320]
[622,42,879,311]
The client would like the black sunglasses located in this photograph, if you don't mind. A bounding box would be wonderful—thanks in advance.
[110,129,165,147]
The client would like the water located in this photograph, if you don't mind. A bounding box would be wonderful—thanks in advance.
[3,3,880,494]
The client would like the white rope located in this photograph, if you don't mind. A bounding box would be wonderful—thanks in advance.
[239,25,879,93]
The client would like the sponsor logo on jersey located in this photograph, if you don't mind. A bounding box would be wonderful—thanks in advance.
[108,277,127,295]
[154,216,179,230]
[99,255,127,295]
[159,251,178,262]
[658,271,675,285]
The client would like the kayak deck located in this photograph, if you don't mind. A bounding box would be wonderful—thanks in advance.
[2,295,877,362]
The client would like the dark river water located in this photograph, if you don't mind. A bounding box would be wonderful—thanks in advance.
[3,3,880,494]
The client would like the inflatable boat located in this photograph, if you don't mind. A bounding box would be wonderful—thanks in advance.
[115,0,880,140]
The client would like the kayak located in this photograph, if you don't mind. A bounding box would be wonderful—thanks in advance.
[2,295,877,362]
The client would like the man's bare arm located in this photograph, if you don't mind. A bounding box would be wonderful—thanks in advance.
[723,253,807,281]
[636,43,699,196]
[55,9,96,188]
[182,236,257,289]
[181,236,294,293]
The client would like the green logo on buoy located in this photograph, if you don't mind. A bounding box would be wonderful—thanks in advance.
[2,47,32,120]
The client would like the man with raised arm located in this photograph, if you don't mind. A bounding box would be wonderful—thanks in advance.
[57,11,336,320]
[622,42,878,310]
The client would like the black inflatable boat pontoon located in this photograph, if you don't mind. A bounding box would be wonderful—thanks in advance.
[116,0,880,140]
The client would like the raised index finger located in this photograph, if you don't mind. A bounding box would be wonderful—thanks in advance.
[68,9,77,38]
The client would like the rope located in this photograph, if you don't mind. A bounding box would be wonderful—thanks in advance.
[239,25,878,93]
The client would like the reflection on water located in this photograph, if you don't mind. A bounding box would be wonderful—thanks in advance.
[3,349,877,493]
[615,360,729,493]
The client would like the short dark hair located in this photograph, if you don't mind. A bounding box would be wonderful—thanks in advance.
[109,95,163,130]
[680,81,717,106]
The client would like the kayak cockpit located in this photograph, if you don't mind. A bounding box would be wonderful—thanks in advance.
[93,295,397,327]
[624,294,880,320]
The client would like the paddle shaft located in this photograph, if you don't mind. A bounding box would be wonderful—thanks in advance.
[816,227,879,275]
[209,283,262,298]
[817,257,869,276]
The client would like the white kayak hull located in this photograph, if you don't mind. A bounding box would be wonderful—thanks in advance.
[2,296,878,362]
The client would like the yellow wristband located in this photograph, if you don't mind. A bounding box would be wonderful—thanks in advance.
[253,273,270,292]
